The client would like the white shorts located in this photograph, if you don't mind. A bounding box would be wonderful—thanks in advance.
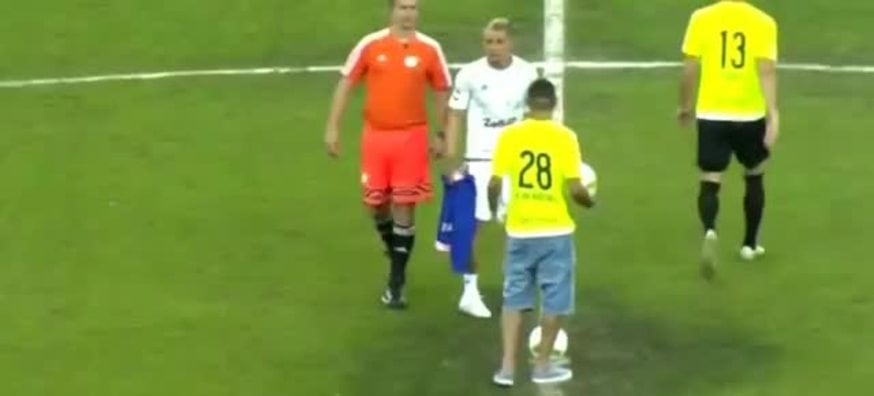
[466,161,509,222]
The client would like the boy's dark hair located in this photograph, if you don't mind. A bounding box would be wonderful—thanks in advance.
[526,78,557,111]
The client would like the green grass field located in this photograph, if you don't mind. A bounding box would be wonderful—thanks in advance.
[2,1,873,395]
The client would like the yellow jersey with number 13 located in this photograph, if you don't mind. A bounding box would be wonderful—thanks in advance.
[492,119,582,239]
[682,1,778,121]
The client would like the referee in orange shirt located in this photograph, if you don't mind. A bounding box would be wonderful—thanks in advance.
[324,0,451,309]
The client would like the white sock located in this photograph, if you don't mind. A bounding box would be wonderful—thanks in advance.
[463,274,479,295]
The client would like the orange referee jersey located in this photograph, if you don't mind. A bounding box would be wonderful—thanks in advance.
[341,29,451,130]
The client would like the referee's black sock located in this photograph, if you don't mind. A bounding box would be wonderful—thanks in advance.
[388,224,416,293]
[698,181,721,233]
[743,174,765,247]
[374,218,394,255]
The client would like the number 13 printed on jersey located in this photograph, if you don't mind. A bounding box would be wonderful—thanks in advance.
[720,30,746,69]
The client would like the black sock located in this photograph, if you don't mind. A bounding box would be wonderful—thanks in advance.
[743,174,765,247]
[374,218,393,254]
[388,224,415,293]
[698,181,721,233]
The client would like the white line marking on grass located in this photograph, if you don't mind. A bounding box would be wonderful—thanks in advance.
[0,66,340,88]
[1,61,873,89]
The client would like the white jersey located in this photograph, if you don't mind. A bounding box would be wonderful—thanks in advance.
[448,56,539,160]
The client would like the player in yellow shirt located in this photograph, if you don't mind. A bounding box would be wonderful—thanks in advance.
[678,0,779,279]
[487,79,595,386]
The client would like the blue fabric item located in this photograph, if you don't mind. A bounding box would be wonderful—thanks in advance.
[435,174,478,274]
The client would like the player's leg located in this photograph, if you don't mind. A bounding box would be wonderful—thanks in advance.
[696,120,732,279]
[361,126,394,257]
[362,127,407,306]
[382,126,433,307]
[383,202,415,307]
[373,204,394,257]
[373,202,400,305]
[734,119,770,260]
[493,237,535,387]
[697,120,731,233]
[532,235,574,384]
[457,161,492,318]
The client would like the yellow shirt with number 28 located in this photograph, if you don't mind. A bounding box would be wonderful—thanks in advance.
[492,119,582,239]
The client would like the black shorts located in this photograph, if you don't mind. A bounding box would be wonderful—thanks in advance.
[697,119,770,172]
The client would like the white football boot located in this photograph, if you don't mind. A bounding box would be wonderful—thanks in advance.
[740,245,766,261]
[701,230,718,281]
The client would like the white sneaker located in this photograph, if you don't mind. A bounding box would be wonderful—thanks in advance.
[531,364,573,384]
[492,369,514,387]
[740,245,766,261]
[458,292,492,318]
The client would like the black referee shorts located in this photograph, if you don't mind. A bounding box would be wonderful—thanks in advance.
[697,118,770,172]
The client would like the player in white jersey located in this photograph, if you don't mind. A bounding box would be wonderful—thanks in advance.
[443,18,540,318]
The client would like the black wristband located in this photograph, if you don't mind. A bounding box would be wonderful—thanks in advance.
[436,130,446,139]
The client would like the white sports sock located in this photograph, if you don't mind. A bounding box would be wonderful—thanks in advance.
[463,274,479,295]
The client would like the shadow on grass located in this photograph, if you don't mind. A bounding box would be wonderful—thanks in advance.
[340,287,781,396]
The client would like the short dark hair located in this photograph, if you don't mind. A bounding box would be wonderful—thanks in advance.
[526,78,557,111]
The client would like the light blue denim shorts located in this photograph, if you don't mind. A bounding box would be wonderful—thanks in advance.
[502,234,575,315]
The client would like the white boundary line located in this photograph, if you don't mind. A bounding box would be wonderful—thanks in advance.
[1,61,873,89]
